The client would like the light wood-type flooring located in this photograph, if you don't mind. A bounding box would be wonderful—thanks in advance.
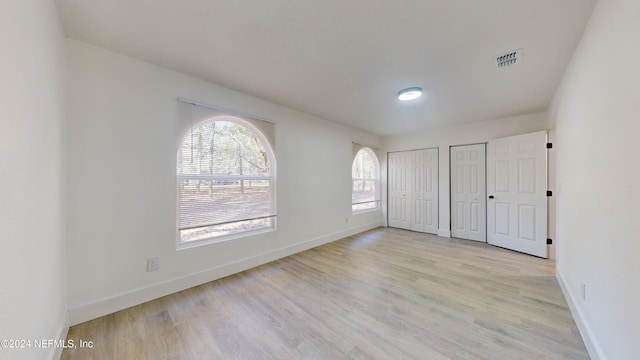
[62,227,589,359]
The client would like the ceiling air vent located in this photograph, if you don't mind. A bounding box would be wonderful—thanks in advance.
[496,49,522,69]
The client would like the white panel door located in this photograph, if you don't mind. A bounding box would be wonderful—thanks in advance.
[411,148,438,234]
[450,144,486,242]
[388,151,411,230]
[487,131,548,258]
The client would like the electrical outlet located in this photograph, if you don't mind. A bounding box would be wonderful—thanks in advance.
[147,258,159,272]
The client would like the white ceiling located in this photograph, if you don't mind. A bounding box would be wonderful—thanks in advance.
[55,0,596,136]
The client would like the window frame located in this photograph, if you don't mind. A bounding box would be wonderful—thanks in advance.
[176,116,276,249]
[351,147,380,214]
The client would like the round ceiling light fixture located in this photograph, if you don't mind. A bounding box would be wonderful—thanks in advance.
[397,87,423,101]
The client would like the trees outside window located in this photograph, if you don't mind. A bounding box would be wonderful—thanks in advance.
[352,148,380,212]
[177,117,275,245]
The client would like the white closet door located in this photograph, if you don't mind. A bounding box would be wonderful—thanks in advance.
[388,151,411,230]
[487,131,548,258]
[411,148,438,234]
[450,144,486,242]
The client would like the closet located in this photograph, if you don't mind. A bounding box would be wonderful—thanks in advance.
[450,144,486,242]
[388,148,438,234]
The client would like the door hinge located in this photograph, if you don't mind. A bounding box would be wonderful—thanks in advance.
[547,238,553,245]
[546,143,553,149]
[546,190,553,196]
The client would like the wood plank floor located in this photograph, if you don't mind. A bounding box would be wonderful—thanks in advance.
[62,227,589,359]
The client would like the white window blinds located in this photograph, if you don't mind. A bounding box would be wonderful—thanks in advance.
[352,147,380,212]
[177,100,276,244]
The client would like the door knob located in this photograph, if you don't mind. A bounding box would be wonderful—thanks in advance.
[488,195,494,199]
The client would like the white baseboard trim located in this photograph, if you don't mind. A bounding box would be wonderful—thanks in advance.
[556,267,605,360]
[437,229,451,238]
[68,222,383,326]
[49,310,69,360]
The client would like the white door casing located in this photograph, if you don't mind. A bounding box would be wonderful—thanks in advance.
[411,149,438,234]
[487,131,548,258]
[450,144,487,242]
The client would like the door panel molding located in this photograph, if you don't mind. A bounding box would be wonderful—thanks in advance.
[388,148,438,234]
[450,144,487,242]
[487,131,548,258]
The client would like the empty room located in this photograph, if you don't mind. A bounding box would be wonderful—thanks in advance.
[2,0,639,359]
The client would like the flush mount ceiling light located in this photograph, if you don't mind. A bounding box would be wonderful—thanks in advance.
[398,87,423,101]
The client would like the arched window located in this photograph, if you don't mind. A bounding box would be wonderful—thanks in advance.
[352,147,380,212]
[177,117,275,245]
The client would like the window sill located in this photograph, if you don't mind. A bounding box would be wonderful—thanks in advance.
[352,208,380,215]
[176,226,275,251]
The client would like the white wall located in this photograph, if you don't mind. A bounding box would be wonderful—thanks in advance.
[382,112,548,238]
[549,0,640,358]
[0,2,67,360]
[65,40,383,324]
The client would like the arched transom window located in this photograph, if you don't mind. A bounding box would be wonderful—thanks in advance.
[352,147,380,212]
[177,117,275,245]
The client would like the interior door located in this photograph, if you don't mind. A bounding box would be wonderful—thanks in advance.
[450,144,486,242]
[487,131,548,258]
[388,151,411,230]
[411,148,438,234]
